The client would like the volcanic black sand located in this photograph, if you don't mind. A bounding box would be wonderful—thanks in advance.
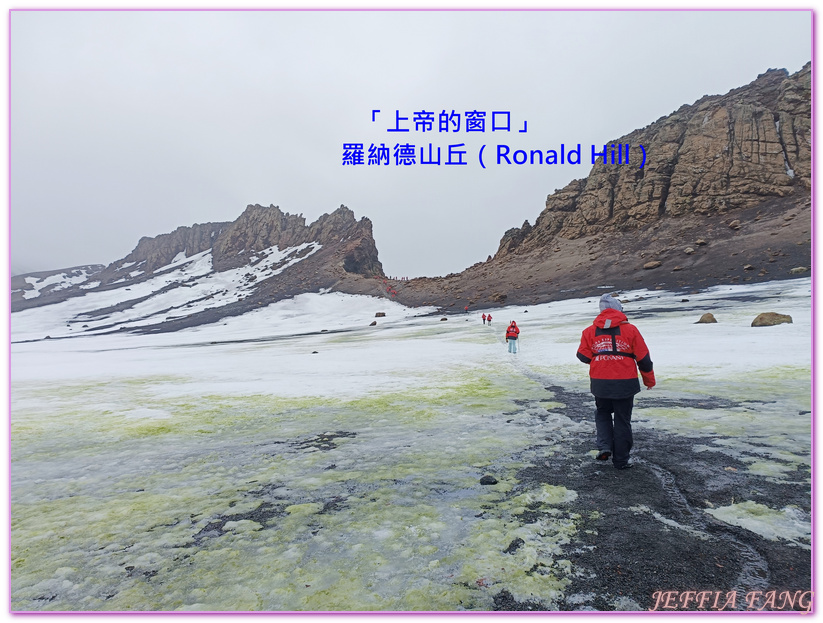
[489,382,811,612]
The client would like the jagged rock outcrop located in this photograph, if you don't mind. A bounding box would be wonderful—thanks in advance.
[211,204,382,277]
[497,220,533,256]
[212,206,311,270]
[495,63,811,258]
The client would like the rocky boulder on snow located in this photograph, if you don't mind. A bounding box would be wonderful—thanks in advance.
[752,312,793,327]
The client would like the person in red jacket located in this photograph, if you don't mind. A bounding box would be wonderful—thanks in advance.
[505,321,520,353]
[482,313,487,325]
[487,314,492,326]
[576,293,655,470]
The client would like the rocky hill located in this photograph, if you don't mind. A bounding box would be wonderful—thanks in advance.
[392,63,811,310]
[12,205,387,333]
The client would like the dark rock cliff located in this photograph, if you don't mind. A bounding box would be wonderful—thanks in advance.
[390,63,811,310]
[495,63,811,259]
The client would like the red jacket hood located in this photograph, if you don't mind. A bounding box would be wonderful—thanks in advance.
[594,308,628,329]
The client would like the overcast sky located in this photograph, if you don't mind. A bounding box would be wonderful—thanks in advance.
[10,9,812,278]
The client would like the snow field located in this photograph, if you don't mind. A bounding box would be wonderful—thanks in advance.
[10,278,812,610]
[12,367,581,610]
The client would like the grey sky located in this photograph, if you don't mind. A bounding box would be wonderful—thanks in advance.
[10,9,812,278]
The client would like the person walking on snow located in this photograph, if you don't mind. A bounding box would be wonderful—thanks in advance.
[487,314,492,326]
[482,313,487,325]
[505,321,520,353]
[576,293,655,470]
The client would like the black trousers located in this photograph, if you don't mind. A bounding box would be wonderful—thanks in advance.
[594,396,634,468]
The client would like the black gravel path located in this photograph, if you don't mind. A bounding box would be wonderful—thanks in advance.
[493,382,811,612]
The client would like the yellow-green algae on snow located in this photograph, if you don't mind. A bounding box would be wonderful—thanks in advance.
[439,483,579,608]
[654,365,809,408]
[522,363,590,388]
[635,364,810,480]
[12,371,583,611]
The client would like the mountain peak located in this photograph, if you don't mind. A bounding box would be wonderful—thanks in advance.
[11,203,386,332]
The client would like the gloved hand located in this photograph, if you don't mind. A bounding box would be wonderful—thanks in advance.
[641,370,656,390]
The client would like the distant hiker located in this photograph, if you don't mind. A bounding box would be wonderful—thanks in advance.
[465,305,469,313]
[482,313,487,325]
[505,321,520,353]
[576,293,655,470]
[487,314,492,326]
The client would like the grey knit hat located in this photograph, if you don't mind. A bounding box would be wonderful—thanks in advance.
[599,293,623,312]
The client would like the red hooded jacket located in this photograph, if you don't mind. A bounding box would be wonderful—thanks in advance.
[577,308,655,398]
[506,322,520,340]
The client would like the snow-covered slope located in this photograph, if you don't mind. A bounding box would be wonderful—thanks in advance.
[10,265,104,302]
[11,243,326,341]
